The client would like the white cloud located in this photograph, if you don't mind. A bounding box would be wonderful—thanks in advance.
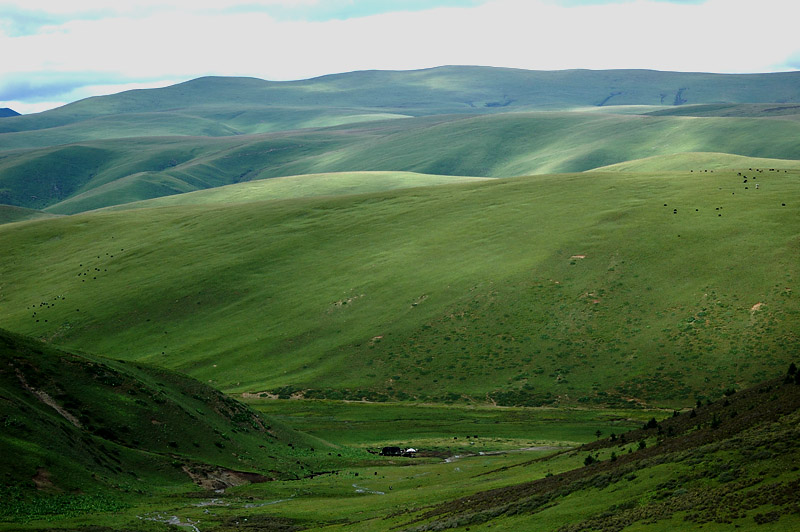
[1,0,798,112]
[0,0,318,15]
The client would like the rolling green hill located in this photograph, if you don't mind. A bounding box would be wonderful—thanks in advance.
[647,102,800,119]
[101,171,490,211]
[398,371,800,531]
[591,152,800,173]
[3,67,799,146]
[0,328,352,524]
[2,65,800,530]
[0,205,56,225]
[3,66,800,214]
[3,111,800,213]
[0,168,797,408]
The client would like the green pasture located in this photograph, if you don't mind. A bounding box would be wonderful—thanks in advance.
[2,65,800,531]
[2,69,800,214]
[6,378,798,531]
[592,152,800,173]
[3,111,800,213]
[3,67,798,147]
[247,399,654,451]
[101,171,489,211]
[1,168,797,407]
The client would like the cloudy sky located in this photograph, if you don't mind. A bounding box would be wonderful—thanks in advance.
[2,0,798,113]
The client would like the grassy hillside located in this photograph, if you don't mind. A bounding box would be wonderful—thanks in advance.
[0,205,56,225]
[592,152,800,173]
[394,371,800,531]
[0,168,797,407]
[3,112,800,213]
[647,102,800,119]
[0,328,358,524]
[10,368,795,531]
[101,171,490,211]
[292,112,800,178]
[2,67,799,145]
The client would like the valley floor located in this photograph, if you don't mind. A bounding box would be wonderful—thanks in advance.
[5,384,800,531]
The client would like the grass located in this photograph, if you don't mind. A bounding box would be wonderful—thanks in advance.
[0,328,360,525]
[2,66,800,530]
[0,205,57,225]
[3,67,799,145]
[0,168,797,407]
[2,111,800,213]
[100,171,490,211]
[247,399,652,452]
[2,67,800,213]
[591,152,800,172]
[4,368,797,531]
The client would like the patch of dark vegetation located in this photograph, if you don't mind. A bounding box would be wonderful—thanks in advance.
[597,91,623,106]
[484,98,515,108]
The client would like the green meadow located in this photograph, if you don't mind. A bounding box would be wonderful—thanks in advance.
[0,167,797,409]
[1,66,799,530]
[3,111,800,213]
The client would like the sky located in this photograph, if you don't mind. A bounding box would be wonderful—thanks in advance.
[1,0,799,114]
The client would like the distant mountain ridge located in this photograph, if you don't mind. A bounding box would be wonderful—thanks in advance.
[2,66,799,140]
[0,108,20,117]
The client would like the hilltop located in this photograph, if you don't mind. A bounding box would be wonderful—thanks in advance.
[0,108,20,118]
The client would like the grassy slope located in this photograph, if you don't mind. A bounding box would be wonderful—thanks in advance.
[647,102,800,119]
[3,67,799,143]
[3,111,800,213]
[101,171,490,211]
[0,169,797,407]
[592,152,800,173]
[16,371,795,531]
[395,373,800,532]
[291,112,800,178]
[0,328,352,524]
[0,205,57,225]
